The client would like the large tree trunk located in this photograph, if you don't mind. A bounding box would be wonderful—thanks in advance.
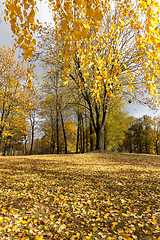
[96,127,103,150]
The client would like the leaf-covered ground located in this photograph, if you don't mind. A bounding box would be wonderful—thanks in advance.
[0,152,160,240]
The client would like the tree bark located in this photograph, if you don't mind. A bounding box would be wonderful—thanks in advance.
[104,124,107,151]
[60,111,67,154]
[29,124,34,155]
[82,117,85,153]
[2,143,7,156]
[96,127,103,150]
[76,111,81,154]
[56,106,59,154]
[50,116,55,154]
[85,107,89,152]
[156,139,159,155]
[90,117,94,151]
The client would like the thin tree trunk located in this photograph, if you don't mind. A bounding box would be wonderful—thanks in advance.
[29,124,34,155]
[104,124,107,151]
[56,106,59,154]
[24,136,28,155]
[50,117,55,154]
[76,112,80,154]
[50,132,55,154]
[85,108,89,152]
[60,111,67,154]
[90,117,93,151]
[81,116,85,153]
[79,114,83,153]
[156,139,158,155]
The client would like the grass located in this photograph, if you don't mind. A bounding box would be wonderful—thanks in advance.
[0,152,160,240]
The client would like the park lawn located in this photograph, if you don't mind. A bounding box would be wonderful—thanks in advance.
[0,152,160,240]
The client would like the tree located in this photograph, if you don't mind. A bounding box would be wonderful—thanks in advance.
[120,115,156,154]
[35,0,160,150]
[142,115,155,154]
[104,97,133,151]
[2,115,28,156]
[0,45,29,154]
[39,72,71,154]
[153,116,160,155]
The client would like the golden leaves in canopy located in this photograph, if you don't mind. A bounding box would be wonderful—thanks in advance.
[3,0,40,60]
[2,0,160,101]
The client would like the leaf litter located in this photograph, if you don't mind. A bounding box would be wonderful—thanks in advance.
[0,152,159,239]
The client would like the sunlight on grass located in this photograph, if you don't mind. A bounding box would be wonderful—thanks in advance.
[0,153,160,239]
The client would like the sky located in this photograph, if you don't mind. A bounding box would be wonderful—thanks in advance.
[0,0,159,118]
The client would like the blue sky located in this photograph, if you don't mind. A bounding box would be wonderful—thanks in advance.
[0,0,159,118]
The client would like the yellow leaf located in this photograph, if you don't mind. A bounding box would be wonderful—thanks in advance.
[94,8,103,21]
[75,0,81,5]
[35,236,43,240]
[92,227,98,232]
[32,39,36,46]
[50,215,54,221]
[12,226,17,231]
[83,22,90,31]
[87,8,94,18]
[61,20,68,31]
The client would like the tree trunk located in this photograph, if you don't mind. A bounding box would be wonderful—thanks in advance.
[90,117,93,151]
[24,136,28,155]
[156,138,158,155]
[60,111,67,154]
[56,107,59,154]
[76,112,80,154]
[82,116,85,153]
[139,142,142,154]
[104,124,107,151]
[2,143,7,156]
[129,143,132,153]
[29,124,34,155]
[50,132,55,154]
[50,117,55,154]
[96,127,103,150]
[85,109,89,152]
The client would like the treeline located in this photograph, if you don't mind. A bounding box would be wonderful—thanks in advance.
[119,115,160,155]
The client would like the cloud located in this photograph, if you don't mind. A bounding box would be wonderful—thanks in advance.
[125,102,159,118]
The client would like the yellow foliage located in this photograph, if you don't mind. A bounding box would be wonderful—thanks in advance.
[2,0,159,104]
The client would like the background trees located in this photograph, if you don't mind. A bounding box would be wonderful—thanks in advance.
[119,115,160,154]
